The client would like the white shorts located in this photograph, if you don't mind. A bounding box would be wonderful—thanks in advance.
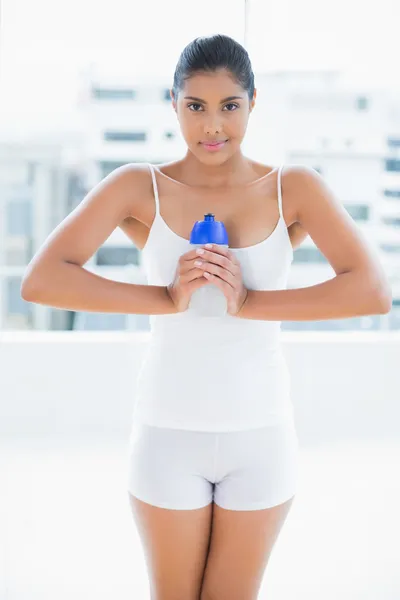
[126,418,299,511]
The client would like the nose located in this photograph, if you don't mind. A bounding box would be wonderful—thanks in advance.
[204,116,223,136]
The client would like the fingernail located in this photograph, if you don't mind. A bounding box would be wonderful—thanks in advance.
[196,248,205,255]
[205,243,213,248]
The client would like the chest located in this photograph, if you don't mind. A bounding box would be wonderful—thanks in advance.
[139,178,295,250]
[142,216,293,291]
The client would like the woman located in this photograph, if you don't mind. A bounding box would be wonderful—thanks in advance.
[22,34,391,600]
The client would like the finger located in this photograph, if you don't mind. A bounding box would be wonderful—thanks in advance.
[195,249,232,268]
[195,252,238,278]
[181,247,206,262]
[202,244,239,265]
[188,275,211,293]
[202,263,236,287]
[179,250,213,275]
[179,260,208,281]
[203,271,233,293]
[179,266,207,283]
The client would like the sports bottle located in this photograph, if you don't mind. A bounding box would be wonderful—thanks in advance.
[188,213,229,317]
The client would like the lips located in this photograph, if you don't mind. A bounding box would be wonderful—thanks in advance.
[201,140,228,145]
[200,139,228,151]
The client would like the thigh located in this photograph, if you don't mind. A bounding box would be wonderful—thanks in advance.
[127,423,216,599]
[200,420,299,600]
[199,496,294,600]
[129,494,214,600]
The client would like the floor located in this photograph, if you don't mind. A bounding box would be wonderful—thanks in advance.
[1,434,399,599]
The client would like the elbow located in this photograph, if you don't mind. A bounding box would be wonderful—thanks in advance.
[20,265,46,302]
[360,268,392,315]
[20,257,58,301]
[21,277,41,302]
[21,260,73,303]
[376,291,392,315]
[372,284,392,315]
[347,269,392,316]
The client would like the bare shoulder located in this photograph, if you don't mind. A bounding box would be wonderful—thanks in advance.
[112,162,154,221]
[115,161,152,194]
[104,161,150,184]
[20,162,153,276]
[280,164,392,296]
[281,163,317,181]
[280,164,322,221]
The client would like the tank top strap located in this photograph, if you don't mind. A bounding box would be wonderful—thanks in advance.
[147,163,160,216]
[277,164,284,220]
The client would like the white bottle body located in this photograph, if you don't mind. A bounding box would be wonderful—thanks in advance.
[188,243,229,317]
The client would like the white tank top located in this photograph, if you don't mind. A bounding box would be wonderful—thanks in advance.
[131,163,295,432]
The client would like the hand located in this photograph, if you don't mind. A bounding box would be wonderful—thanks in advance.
[165,247,214,313]
[192,244,249,316]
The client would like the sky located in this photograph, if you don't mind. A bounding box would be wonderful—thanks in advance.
[0,0,399,135]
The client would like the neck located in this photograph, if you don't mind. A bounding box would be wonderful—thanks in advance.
[181,150,254,188]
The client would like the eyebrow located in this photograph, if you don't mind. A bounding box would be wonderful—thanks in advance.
[183,95,244,103]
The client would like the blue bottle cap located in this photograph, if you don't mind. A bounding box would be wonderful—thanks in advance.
[189,213,229,245]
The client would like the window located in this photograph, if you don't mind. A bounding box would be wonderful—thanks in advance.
[356,96,369,110]
[96,246,140,266]
[6,246,31,266]
[92,88,136,100]
[73,312,128,331]
[27,162,36,185]
[163,88,172,101]
[104,131,147,142]
[385,159,400,172]
[344,205,369,221]
[98,161,127,179]
[292,247,328,263]
[380,244,400,253]
[7,277,31,316]
[387,137,400,149]
[67,173,87,211]
[6,200,32,235]
[383,189,400,198]
[382,217,400,227]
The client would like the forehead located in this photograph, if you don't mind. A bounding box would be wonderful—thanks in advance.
[180,69,245,98]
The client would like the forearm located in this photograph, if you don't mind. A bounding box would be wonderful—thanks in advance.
[237,270,391,321]
[21,261,177,315]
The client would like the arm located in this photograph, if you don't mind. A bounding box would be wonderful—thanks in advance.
[288,221,308,250]
[237,166,392,321]
[20,164,177,315]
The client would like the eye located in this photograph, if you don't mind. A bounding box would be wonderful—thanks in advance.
[187,103,203,111]
[223,103,239,111]
[186,102,239,112]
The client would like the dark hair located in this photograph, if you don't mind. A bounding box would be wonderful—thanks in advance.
[172,34,255,101]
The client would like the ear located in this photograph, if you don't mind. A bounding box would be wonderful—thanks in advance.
[249,88,257,113]
[170,89,177,111]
